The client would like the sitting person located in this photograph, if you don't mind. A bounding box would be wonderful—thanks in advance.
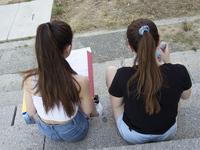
[21,20,103,142]
[106,18,192,144]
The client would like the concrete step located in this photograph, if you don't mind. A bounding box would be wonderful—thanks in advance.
[0,125,44,150]
[97,137,200,150]
[0,40,37,75]
[0,82,198,150]
[0,90,23,106]
[0,74,23,92]
[0,38,199,149]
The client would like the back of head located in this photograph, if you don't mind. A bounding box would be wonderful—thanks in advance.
[33,21,80,117]
[35,20,73,71]
[126,19,162,115]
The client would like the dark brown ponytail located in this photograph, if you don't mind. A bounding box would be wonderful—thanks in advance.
[127,19,162,115]
[21,20,80,117]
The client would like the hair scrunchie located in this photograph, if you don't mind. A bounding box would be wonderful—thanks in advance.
[139,25,150,36]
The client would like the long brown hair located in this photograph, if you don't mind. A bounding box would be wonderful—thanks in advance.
[21,20,80,117]
[126,19,162,115]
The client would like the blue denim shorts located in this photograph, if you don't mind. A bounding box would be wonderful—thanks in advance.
[38,111,90,142]
[117,114,177,144]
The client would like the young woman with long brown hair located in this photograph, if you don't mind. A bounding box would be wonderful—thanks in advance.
[21,20,103,141]
[106,19,191,144]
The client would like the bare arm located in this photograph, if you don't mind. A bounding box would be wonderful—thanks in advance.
[24,78,37,116]
[75,75,95,118]
[181,88,191,100]
[110,95,124,108]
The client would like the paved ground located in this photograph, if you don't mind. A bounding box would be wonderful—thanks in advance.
[0,1,200,150]
[0,0,53,42]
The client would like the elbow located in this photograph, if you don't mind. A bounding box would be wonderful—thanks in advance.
[26,110,37,117]
[181,89,191,100]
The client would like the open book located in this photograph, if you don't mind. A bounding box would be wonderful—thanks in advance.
[66,47,95,98]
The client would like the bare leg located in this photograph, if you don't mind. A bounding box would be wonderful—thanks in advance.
[106,66,124,123]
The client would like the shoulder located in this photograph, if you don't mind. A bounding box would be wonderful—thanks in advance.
[161,63,188,73]
[23,75,35,93]
[117,67,134,75]
[162,63,191,86]
[73,74,89,87]
[24,75,33,87]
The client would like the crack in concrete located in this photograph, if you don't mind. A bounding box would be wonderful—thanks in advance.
[11,106,17,126]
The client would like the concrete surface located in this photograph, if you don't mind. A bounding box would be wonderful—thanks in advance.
[0,6,199,149]
[0,0,53,42]
[0,125,44,150]
[0,105,16,126]
[98,137,200,150]
[0,74,23,92]
[0,90,23,106]
[0,46,37,75]
[0,3,19,42]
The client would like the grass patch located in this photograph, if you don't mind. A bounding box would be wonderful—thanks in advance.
[53,5,62,15]
[182,21,192,32]
[104,12,108,16]
[182,38,193,45]
[24,0,32,2]
[191,46,197,52]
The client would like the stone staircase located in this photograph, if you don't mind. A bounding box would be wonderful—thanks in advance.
[0,35,199,149]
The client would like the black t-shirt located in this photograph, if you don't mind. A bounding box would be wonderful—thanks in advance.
[109,63,192,134]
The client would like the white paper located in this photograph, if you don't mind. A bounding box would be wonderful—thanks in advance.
[66,47,91,78]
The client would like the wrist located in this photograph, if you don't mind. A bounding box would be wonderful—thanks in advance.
[164,60,171,63]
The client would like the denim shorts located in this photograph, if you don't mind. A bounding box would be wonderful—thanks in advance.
[117,114,177,144]
[38,111,90,142]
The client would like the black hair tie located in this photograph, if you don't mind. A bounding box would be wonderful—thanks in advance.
[47,22,51,30]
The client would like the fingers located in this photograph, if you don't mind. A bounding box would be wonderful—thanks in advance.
[157,47,164,54]
[158,41,171,63]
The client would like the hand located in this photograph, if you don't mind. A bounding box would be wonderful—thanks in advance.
[157,42,171,63]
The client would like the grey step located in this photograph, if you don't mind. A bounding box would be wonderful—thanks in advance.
[189,69,200,84]
[0,73,23,92]
[180,83,200,108]
[1,82,200,150]
[0,105,16,127]
[0,104,43,150]
[0,38,198,76]
[0,125,44,150]
[44,91,200,149]
[72,30,130,63]
[0,44,37,75]
[0,50,198,106]
[0,90,23,106]
[97,137,200,150]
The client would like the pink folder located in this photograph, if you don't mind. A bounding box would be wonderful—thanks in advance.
[66,47,95,98]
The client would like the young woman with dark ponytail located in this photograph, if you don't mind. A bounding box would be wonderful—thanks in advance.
[21,20,103,141]
[106,19,191,144]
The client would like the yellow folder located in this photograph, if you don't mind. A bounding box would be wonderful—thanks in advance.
[22,91,27,113]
